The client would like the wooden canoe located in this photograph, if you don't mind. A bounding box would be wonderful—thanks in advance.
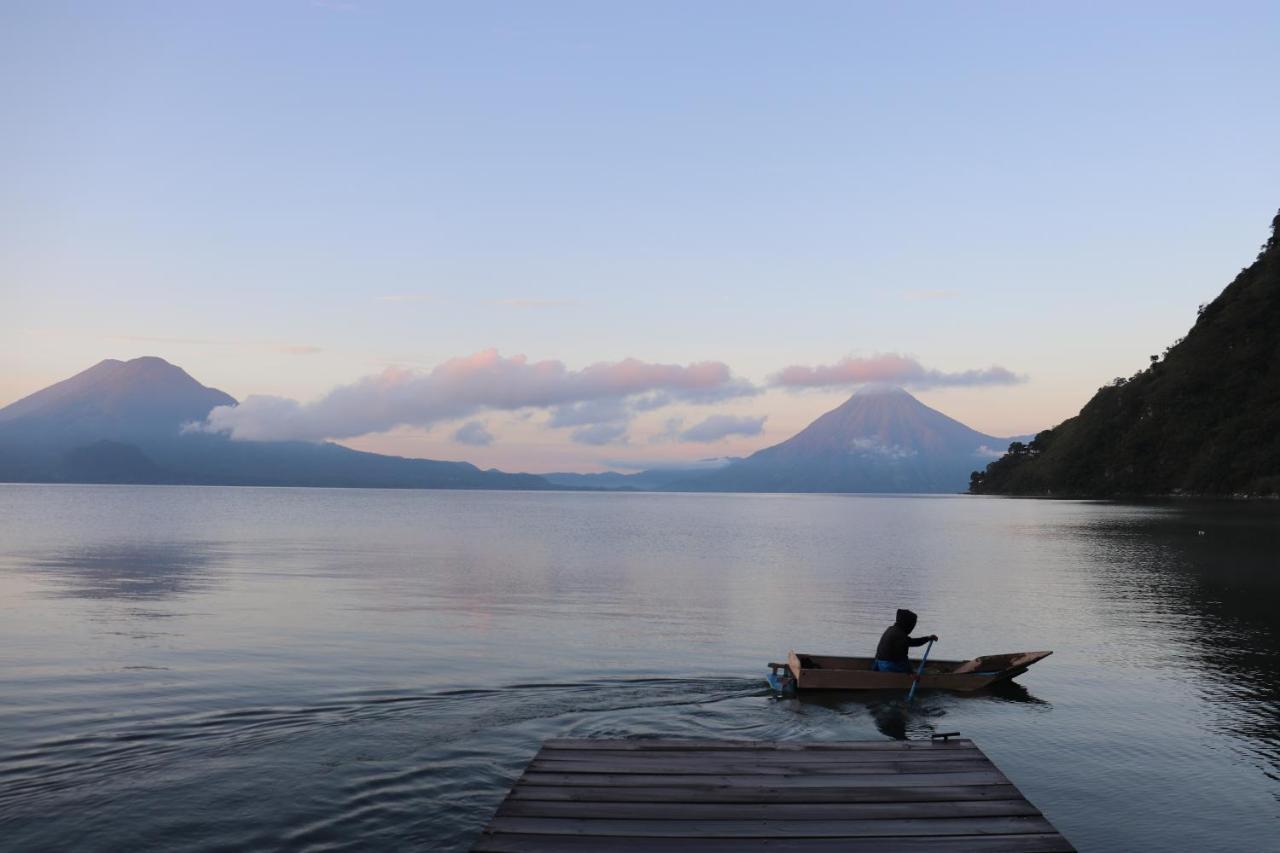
[767,649,1052,693]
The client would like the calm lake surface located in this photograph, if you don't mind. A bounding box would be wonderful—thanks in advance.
[0,485,1276,852]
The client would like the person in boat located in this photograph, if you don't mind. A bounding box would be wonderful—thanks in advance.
[873,609,938,673]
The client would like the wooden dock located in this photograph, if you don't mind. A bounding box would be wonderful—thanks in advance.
[472,738,1073,852]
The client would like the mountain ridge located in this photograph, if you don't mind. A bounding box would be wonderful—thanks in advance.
[0,358,554,490]
[1,359,1029,494]
[970,209,1280,497]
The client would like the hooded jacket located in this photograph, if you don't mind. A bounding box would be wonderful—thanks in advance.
[874,609,930,666]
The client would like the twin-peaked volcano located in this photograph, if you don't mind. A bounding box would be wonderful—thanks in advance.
[0,357,551,489]
[0,357,235,445]
[669,385,1020,493]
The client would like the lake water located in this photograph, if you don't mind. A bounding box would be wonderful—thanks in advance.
[0,485,1276,852]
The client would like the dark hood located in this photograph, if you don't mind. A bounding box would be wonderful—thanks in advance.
[895,608,918,633]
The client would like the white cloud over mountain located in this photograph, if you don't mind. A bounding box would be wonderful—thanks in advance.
[773,353,1023,390]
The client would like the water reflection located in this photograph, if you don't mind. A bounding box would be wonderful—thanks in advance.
[1073,503,1280,775]
[25,541,222,601]
[787,684,1051,740]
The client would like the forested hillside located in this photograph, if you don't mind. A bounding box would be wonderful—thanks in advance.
[971,211,1280,497]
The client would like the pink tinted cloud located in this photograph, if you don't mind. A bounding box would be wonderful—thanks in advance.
[199,349,755,441]
[773,354,1023,390]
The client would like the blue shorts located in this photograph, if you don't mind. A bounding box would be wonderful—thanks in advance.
[872,659,910,673]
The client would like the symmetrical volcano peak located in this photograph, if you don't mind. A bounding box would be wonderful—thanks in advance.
[672,387,1020,493]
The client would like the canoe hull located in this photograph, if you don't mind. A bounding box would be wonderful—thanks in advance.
[772,650,1052,692]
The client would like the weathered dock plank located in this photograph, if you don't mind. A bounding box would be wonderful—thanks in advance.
[497,800,1042,820]
[472,739,1073,852]
[536,747,986,763]
[473,835,1075,852]
[525,758,998,774]
[543,738,975,751]
[485,816,1059,837]
[518,770,1012,787]
[508,783,1026,804]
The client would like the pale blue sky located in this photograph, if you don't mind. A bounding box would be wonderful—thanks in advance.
[4,2,1278,471]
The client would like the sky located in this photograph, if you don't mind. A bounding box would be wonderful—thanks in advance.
[3,1,1278,472]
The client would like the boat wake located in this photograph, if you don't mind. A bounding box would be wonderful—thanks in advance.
[0,674,1053,852]
[0,676,762,825]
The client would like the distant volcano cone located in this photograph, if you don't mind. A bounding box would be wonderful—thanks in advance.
[0,357,237,443]
[674,386,1020,493]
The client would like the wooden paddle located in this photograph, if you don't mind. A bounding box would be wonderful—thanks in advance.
[906,638,935,703]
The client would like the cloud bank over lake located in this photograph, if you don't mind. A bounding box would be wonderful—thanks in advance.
[196,349,758,443]
[192,348,1029,449]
